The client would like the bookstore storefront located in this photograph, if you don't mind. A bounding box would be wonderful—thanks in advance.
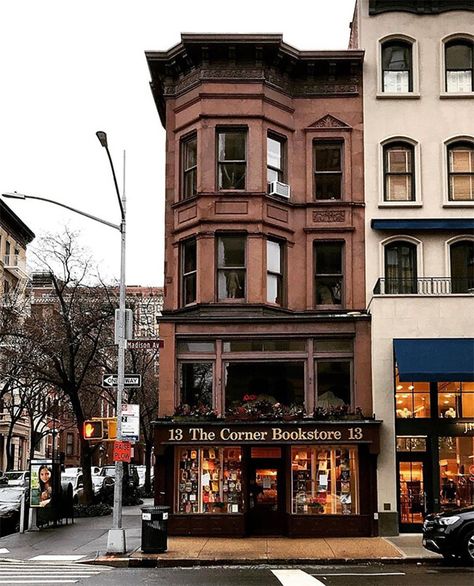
[154,420,381,537]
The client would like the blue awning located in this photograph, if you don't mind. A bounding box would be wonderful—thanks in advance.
[394,338,474,382]
[372,219,474,231]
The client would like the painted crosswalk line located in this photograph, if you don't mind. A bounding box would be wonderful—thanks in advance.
[272,569,326,586]
[28,555,86,561]
[0,551,9,555]
[0,561,112,584]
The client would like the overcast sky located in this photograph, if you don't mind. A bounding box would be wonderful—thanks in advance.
[0,0,356,286]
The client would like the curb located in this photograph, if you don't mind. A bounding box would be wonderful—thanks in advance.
[86,555,443,569]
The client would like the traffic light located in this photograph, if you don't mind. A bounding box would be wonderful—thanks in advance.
[83,420,103,440]
[107,419,117,440]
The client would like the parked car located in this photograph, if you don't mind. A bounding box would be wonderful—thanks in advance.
[0,487,27,536]
[91,468,114,498]
[423,505,474,562]
[61,473,84,504]
[100,465,139,490]
[0,472,8,486]
[5,471,30,487]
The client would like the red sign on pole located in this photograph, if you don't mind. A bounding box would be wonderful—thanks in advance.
[113,441,132,463]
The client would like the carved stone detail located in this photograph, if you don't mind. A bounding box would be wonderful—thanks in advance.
[310,114,351,129]
[163,66,360,98]
[313,210,345,223]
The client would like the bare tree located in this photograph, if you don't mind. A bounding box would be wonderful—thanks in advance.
[7,230,117,502]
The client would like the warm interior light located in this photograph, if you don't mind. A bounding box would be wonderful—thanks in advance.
[408,385,414,390]
[397,385,403,390]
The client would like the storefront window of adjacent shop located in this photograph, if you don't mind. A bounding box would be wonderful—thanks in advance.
[291,447,359,515]
[438,381,474,418]
[396,436,427,452]
[177,341,215,354]
[179,363,213,408]
[223,339,306,352]
[315,361,351,409]
[439,436,474,510]
[395,373,430,418]
[176,447,243,514]
[224,361,304,412]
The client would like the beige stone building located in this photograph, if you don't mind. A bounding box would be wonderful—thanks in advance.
[352,0,474,535]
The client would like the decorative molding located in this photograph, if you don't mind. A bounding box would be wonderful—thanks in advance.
[369,0,474,15]
[312,210,346,223]
[309,114,351,129]
[162,66,361,99]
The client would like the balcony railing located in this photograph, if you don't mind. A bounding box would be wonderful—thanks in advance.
[374,277,474,296]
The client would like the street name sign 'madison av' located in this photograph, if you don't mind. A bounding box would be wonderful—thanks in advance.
[102,374,142,388]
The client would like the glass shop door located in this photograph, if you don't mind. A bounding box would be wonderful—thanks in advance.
[398,460,427,531]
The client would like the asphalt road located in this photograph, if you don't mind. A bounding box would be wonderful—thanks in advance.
[0,561,473,585]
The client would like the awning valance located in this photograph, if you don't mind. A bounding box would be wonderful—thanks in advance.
[394,338,474,382]
[371,219,474,231]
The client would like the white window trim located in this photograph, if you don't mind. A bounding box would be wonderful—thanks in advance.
[442,135,474,207]
[445,235,474,280]
[377,34,420,98]
[378,136,422,207]
[439,33,474,99]
[379,235,424,281]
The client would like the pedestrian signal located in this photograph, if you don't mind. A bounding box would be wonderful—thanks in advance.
[107,419,117,440]
[83,420,103,440]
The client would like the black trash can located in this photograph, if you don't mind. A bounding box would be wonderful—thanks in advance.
[141,505,170,553]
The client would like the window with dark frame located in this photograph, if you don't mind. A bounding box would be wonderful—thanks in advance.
[447,142,474,201]
[217,128,246,190]
[382,40,413,92]
[316,360,352,408]
[445,40,473,93]
[182,133,197,199]
[217,235,246,300]
[314,242,343,306]
[181,238,197,306]
[179,362,213,408]
[384,241,417,294]
[66,432,74,456]
[450,240,474,293]
[383,142,415,201]
[267,134,286,187]
[266,239,284,305]
[314,141,343,200]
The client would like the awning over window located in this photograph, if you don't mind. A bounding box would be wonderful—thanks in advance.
[394,338,474,382]
[371,219,474,231]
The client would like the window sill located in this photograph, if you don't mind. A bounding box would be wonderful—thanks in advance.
[443,201,474,207]
[378,201,422,208]
[376,92,420,99]
[440,92,474,99]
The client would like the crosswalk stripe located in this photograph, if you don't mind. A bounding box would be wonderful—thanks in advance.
[272,569,326,586]
[29,555,85,561]
[0,580,79,584]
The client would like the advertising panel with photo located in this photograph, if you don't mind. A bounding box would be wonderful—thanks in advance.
[30,459,53,508]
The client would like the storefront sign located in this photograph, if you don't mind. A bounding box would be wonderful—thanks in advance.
[463,422,474,434]
[159,423,377,445]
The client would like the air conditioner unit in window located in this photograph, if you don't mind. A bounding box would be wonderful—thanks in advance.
[269,181,290,199]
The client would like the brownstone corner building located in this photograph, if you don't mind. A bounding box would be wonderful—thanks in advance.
[146,34,380,537]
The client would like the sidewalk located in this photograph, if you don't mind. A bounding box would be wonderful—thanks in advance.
[0,502,441,567]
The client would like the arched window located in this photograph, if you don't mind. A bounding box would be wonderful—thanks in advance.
[445,39,473,93]
[447,141,474,201]
[450,240,474,293]
[382,40,413,92]
[384,241,417,294]
[383,142,415,201]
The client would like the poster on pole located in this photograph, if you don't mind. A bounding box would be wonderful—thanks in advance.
[29,459,53,508]
[121,404,140,442]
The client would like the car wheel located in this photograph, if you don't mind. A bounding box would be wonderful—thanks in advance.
[463,531,474,564]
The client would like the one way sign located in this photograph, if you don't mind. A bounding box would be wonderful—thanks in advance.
[102,374,142,388]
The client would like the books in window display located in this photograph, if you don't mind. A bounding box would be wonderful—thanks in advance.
[179,449,199,513]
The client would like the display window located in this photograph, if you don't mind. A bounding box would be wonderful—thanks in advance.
[437,381,474,418]
[176,447,243,514]
[439,436,474,510]
[291,446,359,515]
[395,374,430,418]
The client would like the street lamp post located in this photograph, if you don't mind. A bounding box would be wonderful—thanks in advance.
[1,130,128,553]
